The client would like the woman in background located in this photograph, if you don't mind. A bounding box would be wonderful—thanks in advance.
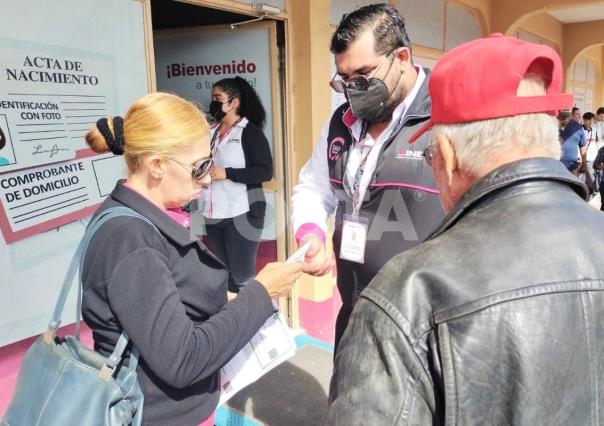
[202,76,273,293]
[82,92,301,426]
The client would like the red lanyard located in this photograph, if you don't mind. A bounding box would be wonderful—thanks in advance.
[351,123,374,219]
[207,118,242,217]
[211,118,242,156]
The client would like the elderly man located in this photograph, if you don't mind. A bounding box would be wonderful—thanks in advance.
[327,34,604,425]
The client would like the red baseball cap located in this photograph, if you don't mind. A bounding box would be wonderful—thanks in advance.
[409,33,574,143]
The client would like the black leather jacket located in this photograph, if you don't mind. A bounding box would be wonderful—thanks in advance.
[327,158,604,425]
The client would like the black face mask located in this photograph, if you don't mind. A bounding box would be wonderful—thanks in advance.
[345,78,390,123]
[209,100,227,121]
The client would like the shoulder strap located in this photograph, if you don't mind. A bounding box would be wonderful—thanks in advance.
[48,205,157,372]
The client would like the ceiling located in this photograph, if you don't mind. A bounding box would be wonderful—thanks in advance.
[547,3,604,23]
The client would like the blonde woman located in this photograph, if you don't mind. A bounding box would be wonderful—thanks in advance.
[82,92,301,426]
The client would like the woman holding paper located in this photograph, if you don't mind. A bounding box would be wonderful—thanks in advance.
[201,76,273,293]
[81,92,301,426]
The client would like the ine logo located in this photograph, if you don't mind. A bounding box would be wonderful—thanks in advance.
[396,149,423,160]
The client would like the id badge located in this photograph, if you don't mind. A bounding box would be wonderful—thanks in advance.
[340,214,369,264]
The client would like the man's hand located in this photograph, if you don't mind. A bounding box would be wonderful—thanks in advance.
[300,234,333,276]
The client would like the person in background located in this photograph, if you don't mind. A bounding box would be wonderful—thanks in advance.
[572,106,582,123]
[559,109,587,175]
[290,3,444,352]
[594,106,604,190]
[327,34,604,425]
[201,76,273,293]
[593,143,604,211]
[595,106,604,136]
[82,92,301,426]
[582,111,599,194]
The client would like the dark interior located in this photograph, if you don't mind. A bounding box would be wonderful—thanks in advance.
[151,0,256,29]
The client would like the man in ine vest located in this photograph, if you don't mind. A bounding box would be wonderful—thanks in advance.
[290,3,444,351]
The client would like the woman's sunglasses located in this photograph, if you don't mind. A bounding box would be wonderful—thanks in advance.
[166,157,214,181]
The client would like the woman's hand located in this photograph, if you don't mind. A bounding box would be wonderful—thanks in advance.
[210,167,227,180]
[256,262,303,299]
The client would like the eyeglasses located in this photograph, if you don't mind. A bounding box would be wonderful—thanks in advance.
[423,144,434,166]
[330,53,394,93]
[166,157,213,181]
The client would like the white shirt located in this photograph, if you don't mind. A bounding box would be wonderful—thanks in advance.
[291,67,426,237]
[594,120,604,148]
[201,118,250,219]
[584,127,599,162]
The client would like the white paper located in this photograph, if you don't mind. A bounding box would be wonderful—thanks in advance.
[286,240,311,264]
[218,312,296,406]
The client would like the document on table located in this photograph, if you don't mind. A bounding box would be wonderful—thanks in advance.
[218,312,297,405]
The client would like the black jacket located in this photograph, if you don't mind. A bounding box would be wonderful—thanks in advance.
[81,182,274,426]
[327,158,604,425]
[224,121,273,217]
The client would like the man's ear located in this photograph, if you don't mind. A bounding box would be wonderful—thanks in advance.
[146,154,166,180]
[395,47,411,63]
[435,133,457,185]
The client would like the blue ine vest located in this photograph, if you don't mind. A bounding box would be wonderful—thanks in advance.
[327,85,445,308]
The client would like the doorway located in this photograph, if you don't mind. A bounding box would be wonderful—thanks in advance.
[150,0,293,321]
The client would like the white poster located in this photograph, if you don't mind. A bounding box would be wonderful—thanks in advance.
[154,27,274,149]
[0,42,126,243]
[0,0,148,346]
[0,44,116,171]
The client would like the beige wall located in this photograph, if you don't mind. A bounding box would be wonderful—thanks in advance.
[288,0,331,177]
[515,13,564,52]
[585,45,603,109]
[455,0,491,33]
[570,45,604,110]
[287,0,334,302]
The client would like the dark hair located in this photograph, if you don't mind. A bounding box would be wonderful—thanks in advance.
[572,107,580,113]
[213,76,266,128]
[597,107,604,115]
[330,3,410,55]
[583,112,595,120]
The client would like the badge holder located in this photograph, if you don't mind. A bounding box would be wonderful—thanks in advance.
[340,214,369,264]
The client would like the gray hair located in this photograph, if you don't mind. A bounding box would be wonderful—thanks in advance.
[432,113,561,175]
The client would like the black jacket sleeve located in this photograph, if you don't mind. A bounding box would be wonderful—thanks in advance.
[594,146,604,168]
[104,220,275,388]
[225,123,273,184]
